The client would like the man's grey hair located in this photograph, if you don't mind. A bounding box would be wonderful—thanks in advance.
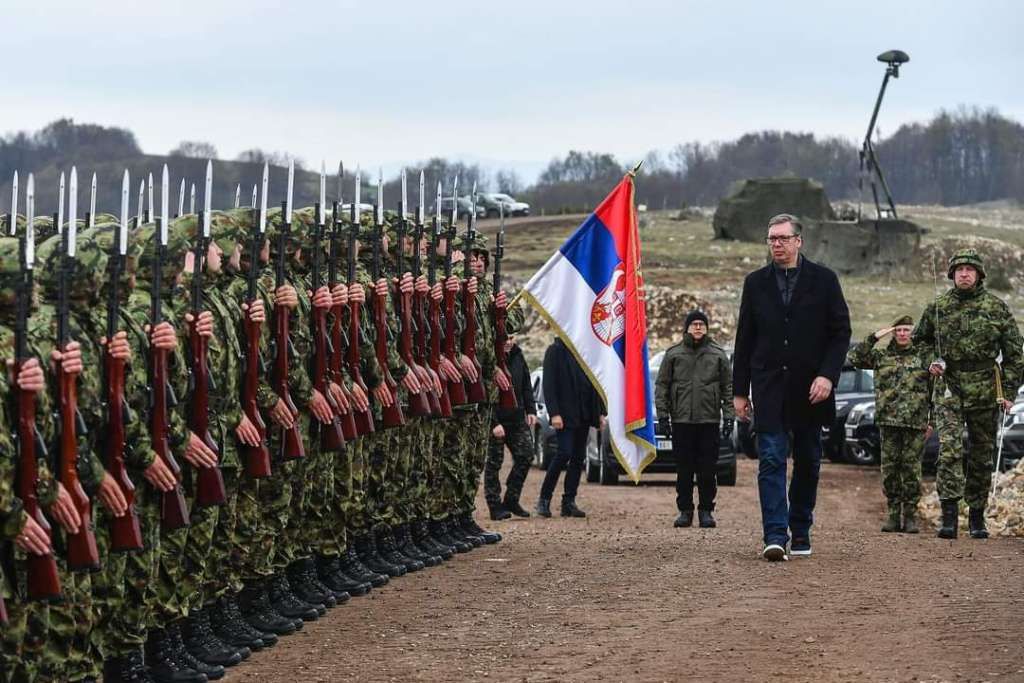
[767,213,803,235]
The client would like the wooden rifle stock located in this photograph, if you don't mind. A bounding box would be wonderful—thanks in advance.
[396,285,431,418]
[427,294,453,417]
[372,289,406,428]
[273,207,306,460]
[442,285,469,406]
[460,281,486,404]
[241,313,272,478]
[413,289,443,416]
[328,304,358,440]
[310,206,346,452]
[104,350,144,551]
[344,299,375,435]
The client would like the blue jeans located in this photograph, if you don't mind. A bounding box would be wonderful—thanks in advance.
[539,426,590,502]
[757,427,822,546]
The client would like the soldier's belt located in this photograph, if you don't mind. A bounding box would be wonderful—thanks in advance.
[947,360,996,372]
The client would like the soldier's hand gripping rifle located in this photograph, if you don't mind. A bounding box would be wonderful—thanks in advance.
[149,169,190,531]
[328,195,358,441]
[492,205,516,410]
[460,189,486,404]
[104,170,144,551]
[371,176,405,429]
[412,174,442,416]
[443,178,468,406]
[427,183,453,418]
[272,161,305,459]
[344,174,375,435]
[57,167,101,571]
[240,165,272,478]
[187,165,227,507]
[394,172,431,418]
[310,171,346,452]
[11,173,62,599]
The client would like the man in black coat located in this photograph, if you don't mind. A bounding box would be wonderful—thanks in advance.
[732,213,851,561]
[536,338,605,518]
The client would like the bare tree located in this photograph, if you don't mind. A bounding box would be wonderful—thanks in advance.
[170,140,218,159]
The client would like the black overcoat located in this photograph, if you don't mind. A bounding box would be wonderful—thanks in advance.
[541,338,604,429]
[732,257,851,432]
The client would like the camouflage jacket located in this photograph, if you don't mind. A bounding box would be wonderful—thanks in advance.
[848,334,932,429]
[914,284,1024,409]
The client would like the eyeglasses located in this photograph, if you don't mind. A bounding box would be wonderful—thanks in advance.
[765,235,799,245]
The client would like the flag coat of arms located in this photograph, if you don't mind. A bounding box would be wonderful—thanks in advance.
[521,173,656,482]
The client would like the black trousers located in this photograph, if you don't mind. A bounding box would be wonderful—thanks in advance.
[673,423,719,512]
[539,426,590,503]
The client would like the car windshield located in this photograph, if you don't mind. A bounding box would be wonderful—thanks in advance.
[837,369,858,393]
[493,194,514,202]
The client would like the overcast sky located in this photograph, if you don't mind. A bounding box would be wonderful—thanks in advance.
[3,0,1021,182]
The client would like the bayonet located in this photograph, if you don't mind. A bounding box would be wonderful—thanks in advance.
[177,178,186,218]
[68,168,78,257]
[352,167,361,223]
[319,160,326,225]
[136,180,144,225]
[234,183,241,209]
[259,163,268,234]
[147,172,154,224]
[400,169,408,220]
[120,171,130,254]
[160,171,169,245]
[190,183,196,215]
[88,173,97,228]
[285,160,294,224]
[375,168,383,226]
[203,160,213,237]
[161,165,170,237]
[417,170,424,226]
[25,175,33,256]
[9,171,17,235]
[337,161,344,205]
[250,184,257,209]
[58,172,65,234]
[449,174,459,228]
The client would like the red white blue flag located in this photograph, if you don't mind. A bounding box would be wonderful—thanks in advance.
[522,172,656,482]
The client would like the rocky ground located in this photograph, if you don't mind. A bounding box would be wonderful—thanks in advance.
[236,459,1024,682]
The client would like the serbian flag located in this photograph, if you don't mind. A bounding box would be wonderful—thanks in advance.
[521,171,656,482]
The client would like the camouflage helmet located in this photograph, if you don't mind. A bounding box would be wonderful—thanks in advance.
[81,224,139,296]
[947,248,985,280]
[0,237,23,314]
[35,231,109,303]
[135,215,196,282]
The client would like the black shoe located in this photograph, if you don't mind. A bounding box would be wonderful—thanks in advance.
[376,527,425,572]
[169,622,225,681]
[414,520,453,560]
[674,510,693,528]
[560,500,587,518]
[317,554,372,597]
[268,575,320,622]
[968,508,989,539]
[105,651,155,683]
[461,513,502,544]
[535,498,552,518]
[698,510,716,528]
[430,519,470,554]
[356,534,408,577]
[447,516,483,547]
[341,545,389,587]
[209,596,267,653]
[287,558,337,609]
[489,503,512,521]
[503,498,531,518]
[237,583,298,636]
[938,499,958,539]
[183,608,245,668]
[399,523,443,567]
[145,628,207,683]
[218,593,276,648]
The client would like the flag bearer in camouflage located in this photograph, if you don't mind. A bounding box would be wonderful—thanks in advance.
[848,315,932,533]
[914,249,1024,540]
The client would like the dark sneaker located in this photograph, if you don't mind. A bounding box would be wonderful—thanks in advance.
[503,499,531,518]
[673,510,693,528]
[790,537,812,556]
[762,544,788,562]
[697,510,716,528]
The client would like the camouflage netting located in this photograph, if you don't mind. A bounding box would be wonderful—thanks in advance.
[712,177,835,242]
[920,458,1024,537]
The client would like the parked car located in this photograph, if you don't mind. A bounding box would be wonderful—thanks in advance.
[529,369,558,470]
[478,192,530,217]
[844,399,940,473]
[583,350,737,486]
[436,196,485,220]
[822,365,875,462]
[996,392,1024,471]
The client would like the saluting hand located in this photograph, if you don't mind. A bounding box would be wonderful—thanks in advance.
[97,473,128,517]
[874,326,895,339]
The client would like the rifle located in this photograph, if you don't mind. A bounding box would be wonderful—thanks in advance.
[412,173,442,416]
[328,197,358,440]
[187,172,227,507]
[427,184,453,417]
[443,178,468,406]
[344,175,375,435]
[57,168,100,571]
[492,205,517,410]
[310,179,346,451]
[460,189,486,403]
[104,170,144,551]
[272,162,305,459]
[394,172,431,417]
[370,174,405,428]
[239,169,272,478]
[11,173,62,599]
[149,170,190,531]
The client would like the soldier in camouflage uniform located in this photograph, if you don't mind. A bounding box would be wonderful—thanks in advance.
[914,249,1024,539]
[848,315,932,533]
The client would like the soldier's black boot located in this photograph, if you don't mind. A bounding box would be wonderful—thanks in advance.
[415,519,453,560]
[317,553,371,597]
[183,607,246,668]
[268,574,320,622]
[287,558,337,609]
[461,512,501,544]
[355,533,407,577]
[503,496,530,518]
[168,621,225,681]
[429,518,470,554]
[210,594,271,652]
[341,545,389,587]
[902,505,920,534]
[489,503,512,521]
[397,523,442,567]
[448,515,483,547]
[698,509,716,528]
[881,504,902,533]
[238,582,298,636]
[560,498,587,518]
[120,649,154,682]
[377,527,424,572]
[968,508,989,539]
[937,499,959,539]
[145,629,207,683]
[535,498,552,518]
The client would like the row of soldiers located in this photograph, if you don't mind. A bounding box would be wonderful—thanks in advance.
[0,162,523,682]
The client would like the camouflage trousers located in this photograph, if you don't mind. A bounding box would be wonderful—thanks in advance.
[459,407,492,514]
[43,558,96,681]
[203,465,244,599]
[302,436,338,557]
[180,465,221,612]
[233,472,264,582]
[484,416,534,507]
[0,555,52,682]
[406,419,433,521]
[439,411,473,519]
[323,443,355,557]
[878,426,924,508]
[428,421,457,521]
[365,430,398,532]
[935,393,998,508]
[344,440,369,536]
[253,454,296,579]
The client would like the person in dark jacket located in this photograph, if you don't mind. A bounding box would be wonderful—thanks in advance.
[733,213,851,561]
[655,310,734,529]
[536,338,605,518]
[483,336,538,520]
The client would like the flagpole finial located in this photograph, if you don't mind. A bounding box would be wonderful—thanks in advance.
[628,160,644,178]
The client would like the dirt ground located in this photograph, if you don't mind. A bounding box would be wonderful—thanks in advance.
[235,459,1023,683]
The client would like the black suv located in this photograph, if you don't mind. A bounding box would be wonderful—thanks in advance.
[823,365,876,462]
